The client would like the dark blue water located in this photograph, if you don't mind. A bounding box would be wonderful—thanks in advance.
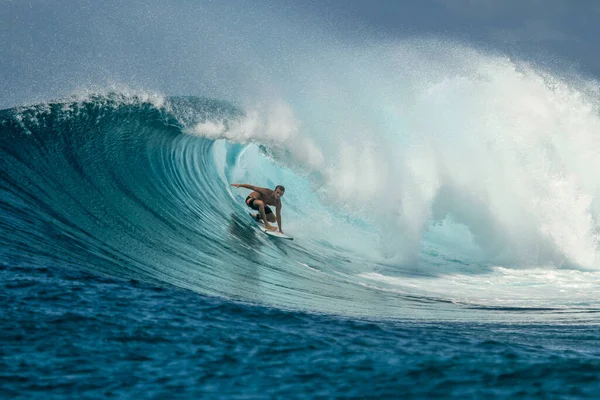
[2,93,600,398]
[4,262,600,399]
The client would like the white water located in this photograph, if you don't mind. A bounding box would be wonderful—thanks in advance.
[11,0,600,271]
[196,39,600,271]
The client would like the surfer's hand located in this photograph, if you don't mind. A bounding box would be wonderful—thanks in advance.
[231,184,239,188]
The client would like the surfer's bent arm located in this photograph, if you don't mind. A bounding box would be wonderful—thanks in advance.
[276,204,283,233]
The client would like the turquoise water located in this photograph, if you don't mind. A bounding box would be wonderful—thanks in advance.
[2,93,600,398]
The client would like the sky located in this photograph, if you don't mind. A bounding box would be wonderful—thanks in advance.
[288,1,599,69]
[1,0,600,109]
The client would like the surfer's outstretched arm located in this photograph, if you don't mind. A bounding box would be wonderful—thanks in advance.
[231,183,270,196]
[231,183,256,190]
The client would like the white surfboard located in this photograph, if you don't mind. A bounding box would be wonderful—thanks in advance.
[250,214,293,240]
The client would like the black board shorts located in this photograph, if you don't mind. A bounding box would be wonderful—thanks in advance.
[246,196,273,214]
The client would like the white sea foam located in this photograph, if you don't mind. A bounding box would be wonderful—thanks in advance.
[217,39,600,269]
[359,268,600,308]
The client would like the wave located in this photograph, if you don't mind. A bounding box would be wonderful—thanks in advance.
[3,48,600,318]
[0,92,384,316]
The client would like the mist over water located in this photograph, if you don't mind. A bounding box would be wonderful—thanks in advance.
[197,39,600,272]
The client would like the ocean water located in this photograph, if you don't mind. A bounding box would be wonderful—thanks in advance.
[4,2,600,393]
[2,87,600,399]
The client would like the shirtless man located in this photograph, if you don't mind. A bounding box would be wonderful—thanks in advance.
[231,183,285,233]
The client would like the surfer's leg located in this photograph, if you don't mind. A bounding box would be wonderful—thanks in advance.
[264,206,276,223]
[246,197,261,220]
[254,200,276,231]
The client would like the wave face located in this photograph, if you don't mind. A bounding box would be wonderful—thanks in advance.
[2,80,600,320]
[0,92,392,317]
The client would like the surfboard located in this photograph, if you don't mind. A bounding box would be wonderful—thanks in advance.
[249,213,293,240]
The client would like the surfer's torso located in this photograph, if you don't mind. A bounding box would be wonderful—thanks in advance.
[249,190,280,207]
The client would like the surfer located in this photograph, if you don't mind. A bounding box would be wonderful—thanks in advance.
[231,183,285,233]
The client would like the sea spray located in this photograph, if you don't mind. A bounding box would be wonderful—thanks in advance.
[209,40,600,269]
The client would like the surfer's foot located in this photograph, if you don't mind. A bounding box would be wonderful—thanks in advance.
[265,224,277,231]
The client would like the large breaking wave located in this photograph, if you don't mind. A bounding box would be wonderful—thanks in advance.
[3,40,600,319]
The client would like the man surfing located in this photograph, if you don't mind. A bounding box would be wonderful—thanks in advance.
[231,183,285,233]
